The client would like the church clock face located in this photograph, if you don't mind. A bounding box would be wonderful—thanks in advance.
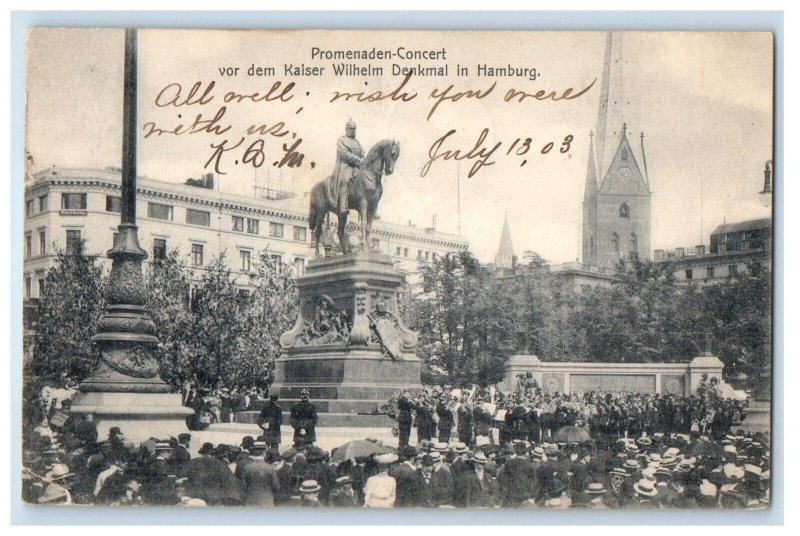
[616,166,634,188]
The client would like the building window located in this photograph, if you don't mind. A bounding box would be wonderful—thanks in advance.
[396,246,402,256]
[418,250,422,259]
[424,251,430,260]
[371,239,380,251]
[707,266,715,278]
[269,254,282,272]
[38,277,46,297]
[247,218,260,235]
[191,243,204,267]
[153,238,167,261]
[619,203,630,218]
[729,264,738,276]
[294,257,305,276]
[61,193,87,210]
[147,202,173,221]
[25,234,32,258]
[685,269,693,280]
[38,195,48,212]
[39,230,46,255]
[186,208,211,227]
[611,233,619,253]
[25,199,34,217]
[404,247,409,257]
[622,148,628,161]
[66,230,82,255]
[232,216,244,232]
[106,195,122,213]
[25,276,31,299]
[629,233,638,256]
[269,222,283,238]
[240,250,251,272]
[293,226,307,242]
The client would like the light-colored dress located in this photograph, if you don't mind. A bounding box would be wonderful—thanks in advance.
[363,473,396,508]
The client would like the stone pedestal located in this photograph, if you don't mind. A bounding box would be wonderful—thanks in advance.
[272,252,422,418]
[69,224,192,442]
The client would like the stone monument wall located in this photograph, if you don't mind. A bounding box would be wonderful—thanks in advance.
[501,354,724,397]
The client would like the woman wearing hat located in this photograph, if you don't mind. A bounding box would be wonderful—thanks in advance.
[363,453,397,508]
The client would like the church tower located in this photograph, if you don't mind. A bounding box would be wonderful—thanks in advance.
[581,32,652,269]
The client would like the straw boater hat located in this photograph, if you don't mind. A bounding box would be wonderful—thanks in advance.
[586,482,608,495]
[633,478,658,497]
[654,467,672,480]
[299,479,322,493]
[432,442,449,452]
[609,467,629,478]
[45,464,73,482]
[451,442,469,454]
[471,452,487,464]
[531,446,545,460]
[624,459,641,471]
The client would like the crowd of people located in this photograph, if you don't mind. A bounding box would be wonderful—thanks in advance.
[21,378,769,509]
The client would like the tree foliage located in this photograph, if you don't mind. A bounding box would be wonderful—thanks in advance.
[408,251,772,389]
[31,245,107,385]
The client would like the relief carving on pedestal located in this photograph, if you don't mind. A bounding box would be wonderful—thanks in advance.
[280,294,351,348]
[100,344,160,379]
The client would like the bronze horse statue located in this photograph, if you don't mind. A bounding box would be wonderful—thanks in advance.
[309,139,400,256]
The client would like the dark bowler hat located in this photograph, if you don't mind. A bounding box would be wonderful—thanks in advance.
[198,442,215,455]
[241,436,255,449]
[109,427,122,436]
[270,394,279,401]
[399,446,418,460]
[178,433,191,443]
[281,447,297,461]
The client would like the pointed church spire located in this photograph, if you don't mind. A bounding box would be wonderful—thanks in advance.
[495,212,515,269]
[584,131,598,201]
[594,32,630,180]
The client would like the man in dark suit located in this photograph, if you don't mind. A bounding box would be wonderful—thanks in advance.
[397,394,414,449]
[414,400,435,444]
[498,441,537,507]
[239,442,281,507]
[290,389,317,448]
[436,402,454,444]
[257,394,283,450]
[391,446,427,507]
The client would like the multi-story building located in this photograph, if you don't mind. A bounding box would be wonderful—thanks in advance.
[654,218,772,286]
[22,166,469,302]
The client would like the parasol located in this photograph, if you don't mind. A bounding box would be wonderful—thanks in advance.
[553,425,591,444]
[330,439,394,463]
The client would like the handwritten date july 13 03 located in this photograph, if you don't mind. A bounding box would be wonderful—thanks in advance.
[421,128,573,179]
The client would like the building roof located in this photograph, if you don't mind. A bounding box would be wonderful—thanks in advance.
[710,218,772,236]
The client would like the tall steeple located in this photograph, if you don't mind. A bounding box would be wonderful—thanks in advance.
[495,213,515,269]
[580,31,651,269]
[582,132,598,265]
[594,32,631,181]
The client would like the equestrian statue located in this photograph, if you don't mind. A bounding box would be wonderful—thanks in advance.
[309,119,400,256]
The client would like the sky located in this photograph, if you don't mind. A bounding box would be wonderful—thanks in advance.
[25,29,773,264]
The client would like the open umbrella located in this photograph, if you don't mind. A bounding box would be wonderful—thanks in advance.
[330,439,393,463]
[553,425,591,444]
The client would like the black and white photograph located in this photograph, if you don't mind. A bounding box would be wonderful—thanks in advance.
[19,26,775,512]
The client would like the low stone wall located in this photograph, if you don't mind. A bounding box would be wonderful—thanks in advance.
[500,354,724,397]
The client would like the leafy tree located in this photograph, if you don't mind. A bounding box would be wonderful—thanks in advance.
[145,249,194,387]
[31,244,107,385]
[235,251,298,389]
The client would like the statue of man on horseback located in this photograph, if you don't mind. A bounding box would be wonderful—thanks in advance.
[309,120,400,257]
[327,118,364,216]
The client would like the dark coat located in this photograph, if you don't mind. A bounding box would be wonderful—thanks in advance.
[240,458,281,507]
[428,465,454,506]
[180,456,245,506]
[453,469,483,508]
[290,401,318,446]
[391,461,428,507]
[415,406,435,442]
[436,404,454,441]
[257,401,283,444]
[499,456,537,506]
